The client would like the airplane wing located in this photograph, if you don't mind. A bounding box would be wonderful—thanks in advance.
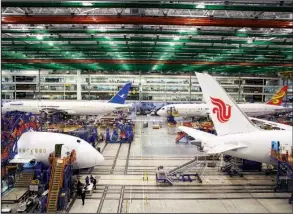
[40,108,76,115]
[178,126,248,154]
[178,126,216,141]
[249,117,292,130]
[206,143,248,154]
[9,155,34,164]
[114,104,132,110]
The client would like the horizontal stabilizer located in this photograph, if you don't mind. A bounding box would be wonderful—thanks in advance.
[249,116,292,130]
[206,143,247,154]
[178,126,216,141]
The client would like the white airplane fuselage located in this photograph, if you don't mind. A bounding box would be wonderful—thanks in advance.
[16,132,104,169]
[158,103,287,117]
[2,100,128,116]
[203,130,292,164]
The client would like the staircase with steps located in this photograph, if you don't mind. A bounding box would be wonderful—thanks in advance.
[168,158,203,175]
[47,159,65,213]
[14,172,34,188]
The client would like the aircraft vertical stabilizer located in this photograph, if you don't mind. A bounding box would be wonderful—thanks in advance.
[108,82,132,104]
[266,85,288,106]
[196,73,259,136]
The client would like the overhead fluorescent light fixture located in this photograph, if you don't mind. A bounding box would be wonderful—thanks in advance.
[170,43,175,46]
[238,28,246,32]
[82,2,93,6]
[36,34,43,40]
[99,27,106,32]
[196,3,205,9]
[48,41,53,46]
[173,36,180,41]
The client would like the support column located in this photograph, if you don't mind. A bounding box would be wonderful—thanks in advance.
[238,74,241,103]
[38,69,41,100]
[189,72,192,103]
[139,70,142,101]
[76,70,82,100]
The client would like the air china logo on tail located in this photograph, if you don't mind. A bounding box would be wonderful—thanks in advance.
[210,97,232,123]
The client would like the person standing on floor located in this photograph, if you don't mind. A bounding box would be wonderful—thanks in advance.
[77,179,82,197]
[81,188,86,206]
[85,176,89,186]
[93,178,97,190]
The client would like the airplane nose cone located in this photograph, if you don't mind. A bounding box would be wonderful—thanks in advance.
[157,110,163,116]
[95,152,104,165]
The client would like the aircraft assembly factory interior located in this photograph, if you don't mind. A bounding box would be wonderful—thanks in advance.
[1,0,293,213]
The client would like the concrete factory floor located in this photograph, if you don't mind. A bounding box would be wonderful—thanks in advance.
[70,116,293,213]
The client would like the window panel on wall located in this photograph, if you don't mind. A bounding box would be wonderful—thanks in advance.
[16,84,36,91]
[264,86,281,93]
[65,76,77,84]
[41,76,64,83]
[1,85,15,91]
[191,86,201,92]
[91,77,108,83]
[2,76,13,83]
[265,79,280,86]
[242,86,263,93]
[65,84,77,91]
[16,92,35,99]
[243,79,263,86]
[1,92,14,100]
[82,93,99,100]
[15,76,36,83]
[244,95,262,102]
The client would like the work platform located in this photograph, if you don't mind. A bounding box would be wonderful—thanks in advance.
[1,188,29,204]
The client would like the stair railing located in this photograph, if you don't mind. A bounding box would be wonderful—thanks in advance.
[46,157,57,208]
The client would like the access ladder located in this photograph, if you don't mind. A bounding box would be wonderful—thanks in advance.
[168,157,206,176]
[47,158,66,213]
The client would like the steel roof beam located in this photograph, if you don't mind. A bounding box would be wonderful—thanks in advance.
[3,37,292,46]
[3,43,291,51]
[2,29,292,38]
[2,59,293,66]
[2,16,292,28]
[2,2,293,12]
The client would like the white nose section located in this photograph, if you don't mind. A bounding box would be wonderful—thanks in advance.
[157,110,164,116]
[95,152,104,165]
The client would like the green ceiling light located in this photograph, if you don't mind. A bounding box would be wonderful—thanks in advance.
[48,41,54,46]
[196,3,206,9]
[173,36,180,41]
[82,1,93,6]
[238,28,247,32]
[170,43,175,46]
[36,34,43,40]
[99,27,106,32]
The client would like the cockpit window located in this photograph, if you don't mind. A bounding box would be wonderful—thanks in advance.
[162,108,165,110]
[77,140,80,143]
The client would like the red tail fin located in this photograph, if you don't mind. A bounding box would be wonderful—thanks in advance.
[266,86,288,106]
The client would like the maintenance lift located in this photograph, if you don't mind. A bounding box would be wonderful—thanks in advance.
[1,111,41,193]
[156,156,208,185]
[270,140,293,204]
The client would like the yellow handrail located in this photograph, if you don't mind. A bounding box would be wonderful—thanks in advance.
[47,157,57,208]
